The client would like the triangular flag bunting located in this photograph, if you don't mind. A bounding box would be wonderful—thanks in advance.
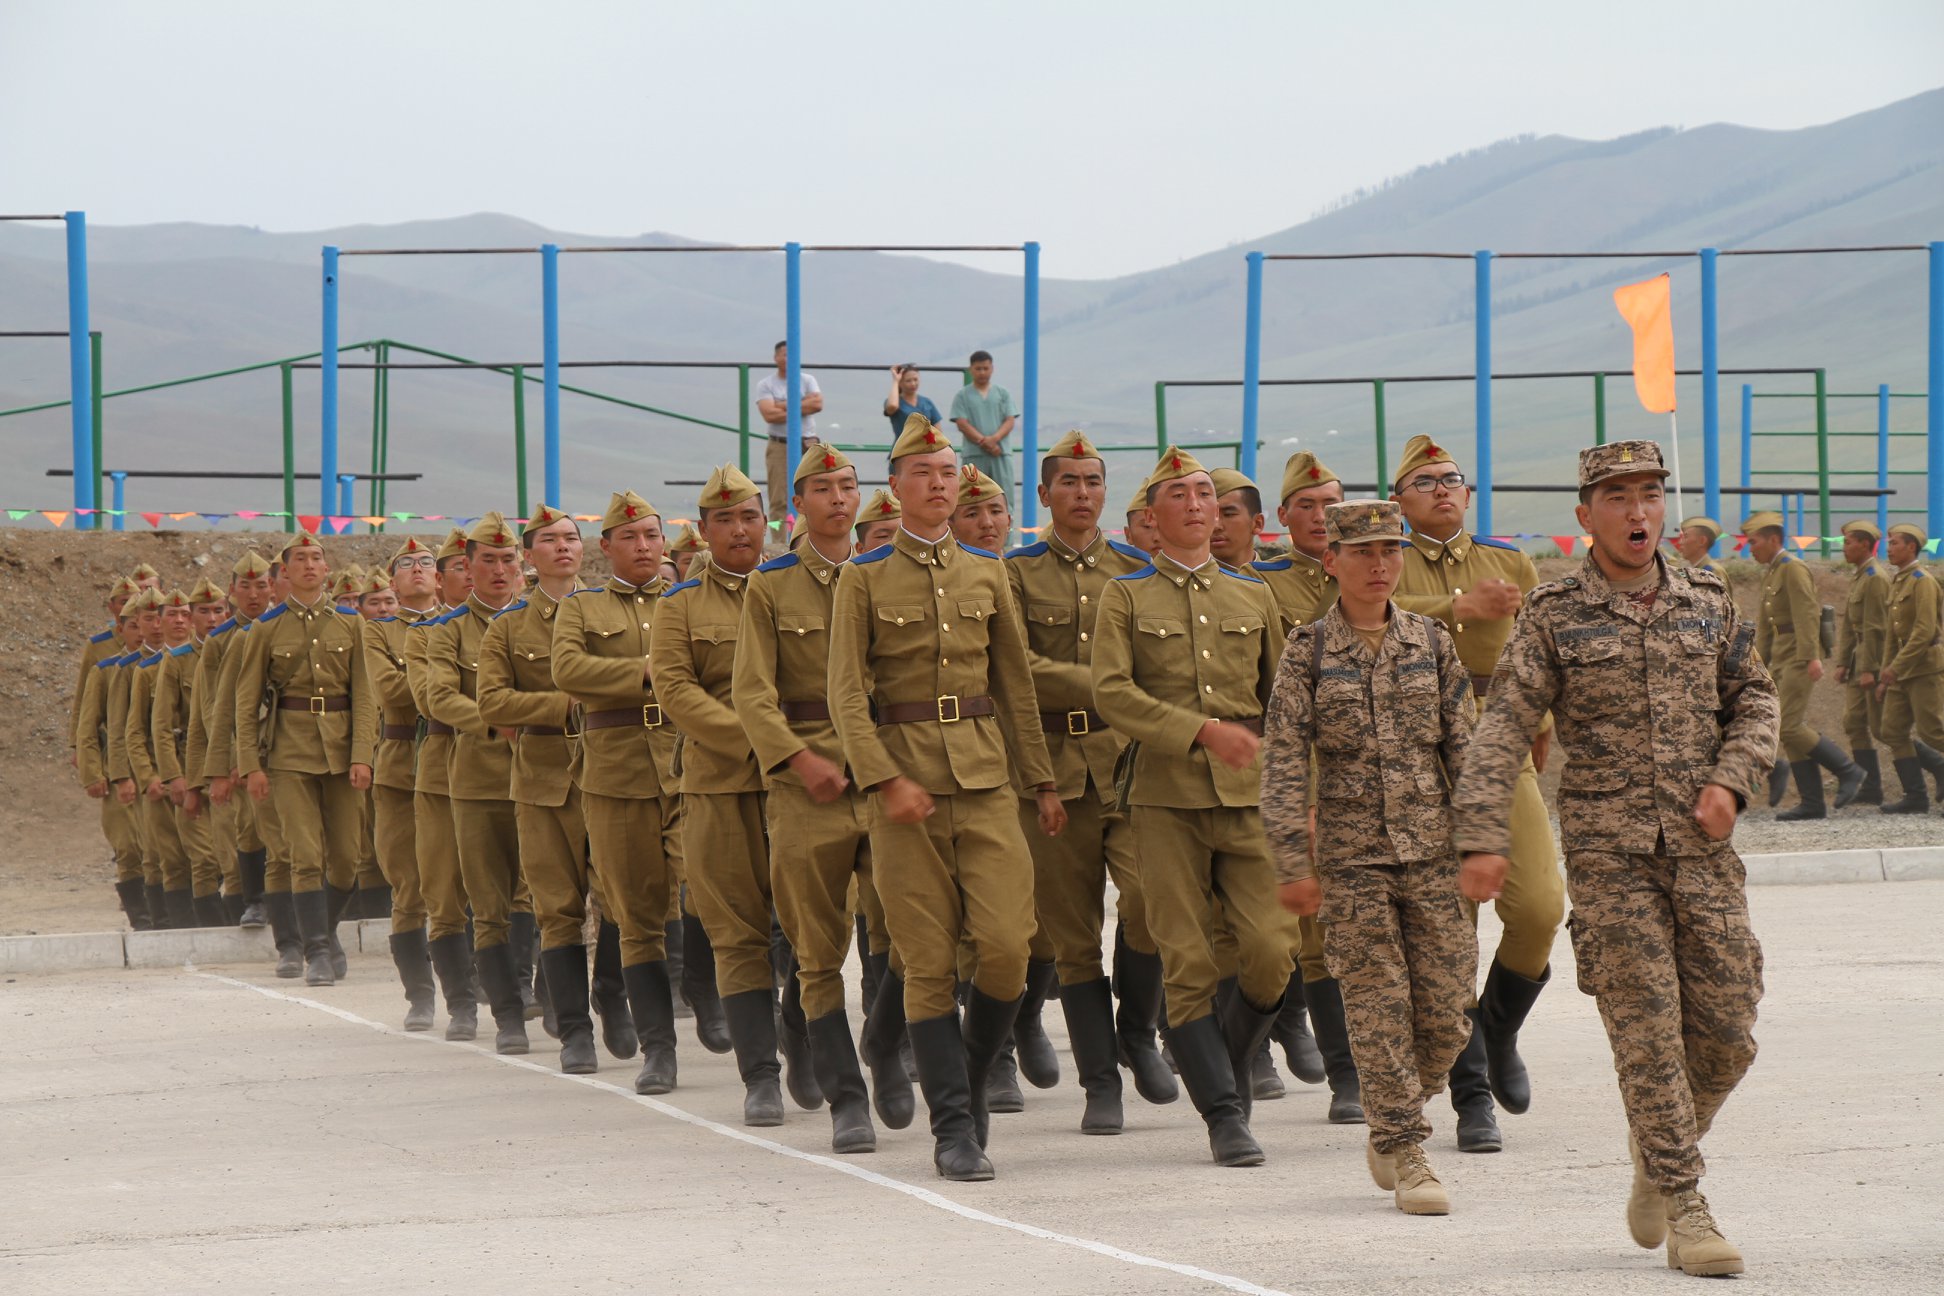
[235,510,261,520]
[421,514,445,521]
[329,516,354,534]
[361,516,386,526]
[297,515,323,534]
[75,508,94,517]
[7,509,29,520]
[1551,535,1576,555]
[142,512,163,528]
[202,514,226,527]
[42,511,69,527]
[169,512,194,521]
[1791,535,1816,549]
[392,512,415,521]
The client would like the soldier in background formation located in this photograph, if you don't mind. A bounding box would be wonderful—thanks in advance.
[1874,522,1944,812]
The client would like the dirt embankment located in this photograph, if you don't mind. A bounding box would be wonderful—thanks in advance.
[0,529,1884,934]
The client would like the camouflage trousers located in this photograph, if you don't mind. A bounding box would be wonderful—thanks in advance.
[1318,855,1476,1154]
[1565,845,1763,1193]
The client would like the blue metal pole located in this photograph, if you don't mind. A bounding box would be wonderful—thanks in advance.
[1021,241,1041,536]
[321,246,340,515]
[1240,251,1263,483]
[1929,242,1943,539]
[541,243,562,510]
[785,241,802,512]
[338,474,355,518]
[1474,250,1494,538]
[1700,247,1721,547]
[1739,383,1753,527]
[110,471,126,532]
[1878,382,1891,540]
[63,212,95,515]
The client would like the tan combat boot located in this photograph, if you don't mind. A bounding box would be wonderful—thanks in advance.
[1393,1144,1450,1216]
[1366,1136,1397,1189]
[1627,1135,1668,1247]
[1666,1189,1744,1277]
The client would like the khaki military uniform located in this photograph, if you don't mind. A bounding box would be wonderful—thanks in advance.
[402,610,469,940]
[127,651,190,896]
[1454,556,1777,1193]
[737,541,872,1021]
[553,576,680,969]
[232,597,377,894]
[1261,605,1477,1154]
[363,608,434,934]
[1757,550,1823,761]
[182,622,244,904]
[828,528,1057,1022]
[154,639,223,901]
[79,649,145,886]
[1090,550,1295,1026]
[1837,557,1889,750]
[1395,530,1562,981]
[1879,562,1944,758]
[207,616,292,893]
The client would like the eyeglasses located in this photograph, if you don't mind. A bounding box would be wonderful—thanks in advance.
[1403,473,1467,494]
[393,556,437,570]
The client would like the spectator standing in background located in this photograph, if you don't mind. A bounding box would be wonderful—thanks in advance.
[950,351,1017,518]
[756,341,824,523]
[884,366,943,439]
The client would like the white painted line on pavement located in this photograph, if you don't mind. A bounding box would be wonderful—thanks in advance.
[199,971,1303,1296]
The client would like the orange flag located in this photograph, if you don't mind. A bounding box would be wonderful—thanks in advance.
[1612,273,1676,414]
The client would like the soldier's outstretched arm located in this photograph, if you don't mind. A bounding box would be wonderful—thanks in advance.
[1712,600,1781,798]
[1259,627,1317,883]
[347,619,376,770]
[1452,606,1559,857]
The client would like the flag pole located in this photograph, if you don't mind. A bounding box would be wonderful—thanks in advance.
[1667,410,1685,522]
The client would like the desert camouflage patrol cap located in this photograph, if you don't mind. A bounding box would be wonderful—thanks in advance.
[1325,499,1406,546]
[1578,439,1670,491]
[1279,451,1340,505]
[794,444,855,486]
[1840,519,1881,542]
[698,464,760,515]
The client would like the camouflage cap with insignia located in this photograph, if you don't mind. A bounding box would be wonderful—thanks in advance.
[956,463,1001,509]
[859,487,901,525]
[522,503,574,538]
[888,412,952,461]
[601,490,659,533]
[464,512,516,548]
[1890,521,1928,545]
[129,562,161,583]
[1840,519,1882,542]
[1679,516,1723,540]
[1140,445,1213,501]
[279,531,324,561]
[1279,451,1340,504]
[436,527,468,562]
[1211,467,1256,500]
[1391,434,1461,488]
[231,549,273,579]
[668,522,705,554]
[187,576,227,605]
[697,464,760,515]
[1043,428,1102,464]
[1741,510,1785,535]
[1325,499,1406,546]
[1577,439,1670,491]
[794,443,854,487]
[109,574,141,601]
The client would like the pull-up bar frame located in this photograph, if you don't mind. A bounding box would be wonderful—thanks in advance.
[1,211,93,513]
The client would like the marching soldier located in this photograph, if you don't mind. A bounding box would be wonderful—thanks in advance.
[1249,451,1357,1121]
[737,445,908,1152]
[154,578,231,926]
[1745,510,1865,818]
[107,591,163,925]
[128,590,196,928]
[78,598,150,929]
[197,551,282,946]
[1390,434,1561,1150]
[1004,429,1175,1136]
[232,534,378,986]
[434,527,472,606]
[856,488,903,553]
[1090,446,1291,1169]
[478,505,638,1074]
[1673,518,1729,582]
[828,414,1066,1182]
[668,523,707,582]
[1208,467,1264,569]
[951,465,1014,558]
[71,574,136,747]
[1263,498,1478,1216]
[418,514,540,1051]
[849,486,904,1023]
[1833,521,1890,805]
[1875,522,1944,812]
[1455,440,1775,1277]
[655,465,823,1127]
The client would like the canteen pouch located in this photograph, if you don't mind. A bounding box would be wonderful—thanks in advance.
[256,682,280,762]
[1110,739,1140,812]
[1819,604,1836,657]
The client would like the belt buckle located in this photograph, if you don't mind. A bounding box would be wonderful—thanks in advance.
[936,694,961,724]
[307,695,326,715]
[642,703,663,728]
[1066,709,1091,737]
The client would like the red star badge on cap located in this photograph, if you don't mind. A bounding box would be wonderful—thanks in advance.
[719,487,732,500]
[924,429,939,446]
[1308,466,1321,481]
[1428,443,1445,459]
[494,530,507,544]
[624,504,637,519]
[1170,454,1182,471]
[879,501,894,515]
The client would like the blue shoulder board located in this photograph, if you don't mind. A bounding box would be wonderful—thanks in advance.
[492,599,528,620]
[567,587,600,598]
[140,652,164,667]
[209,617,237,638]
[1475,536,1519,552]
[336,606,361,617]
[1005,541,1049,559]
[662,579,700,599]
[373,615,399,624]
[1221,565,1263,583]
[258,603,287,622]
[97,653,124,670]
[168,642,195,657]
[1251,556,1292,572]
[961,544,999,560]
[1108,540,1149,563]
[757,552,800,574]
[90,627,115,644]
[1113,565,1157,582]
[854,544,894,566]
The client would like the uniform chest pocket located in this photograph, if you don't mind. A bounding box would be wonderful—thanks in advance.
[1028,602,1073,627]
[1220,615,1265,635]
[777,613,825,639]
[1135,616,1186,640]
[1395,660,1445,744]
[877,604,929,628]
[690,623,738,646]
[1313,680,1368,752]
[1556,632,1631,717]
[518,646,553,664]
[956,598,996,623]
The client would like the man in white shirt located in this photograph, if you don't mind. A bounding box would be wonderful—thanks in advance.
[756,341,824,523]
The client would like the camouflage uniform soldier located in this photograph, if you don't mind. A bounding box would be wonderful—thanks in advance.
[1672,518,1729,582]
[1455,440,1775,1278]
[1004,429,1175,1135]
[828,414,1066,1183]
[1875,522,1944,811]
[1390,433,1561,1150]
[1262,499,1476,1216]
[78,596,150,929]
[1833,521,1890,805]
[1091,447,1293,1170]
[1745,509,1864,818]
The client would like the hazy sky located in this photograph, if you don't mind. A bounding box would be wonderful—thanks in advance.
[5,0,1940,278]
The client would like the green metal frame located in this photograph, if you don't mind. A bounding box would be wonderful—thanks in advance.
[1746,376,1929,554]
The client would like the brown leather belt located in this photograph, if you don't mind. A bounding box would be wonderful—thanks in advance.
[424,719,456,736]
[781,700,832,723]
[381,722,417,741]
[277,695,349,714]
[1470,674,1494,697]
[877,694,995,726]
[1042,709,1106,737]
[522,725,568,737]
[584,703,665,730]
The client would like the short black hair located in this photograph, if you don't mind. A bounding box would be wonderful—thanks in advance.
[435,554,462,574]
[774,340,788,355]
[969,350,993,366]
[1223,486,1263,517]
